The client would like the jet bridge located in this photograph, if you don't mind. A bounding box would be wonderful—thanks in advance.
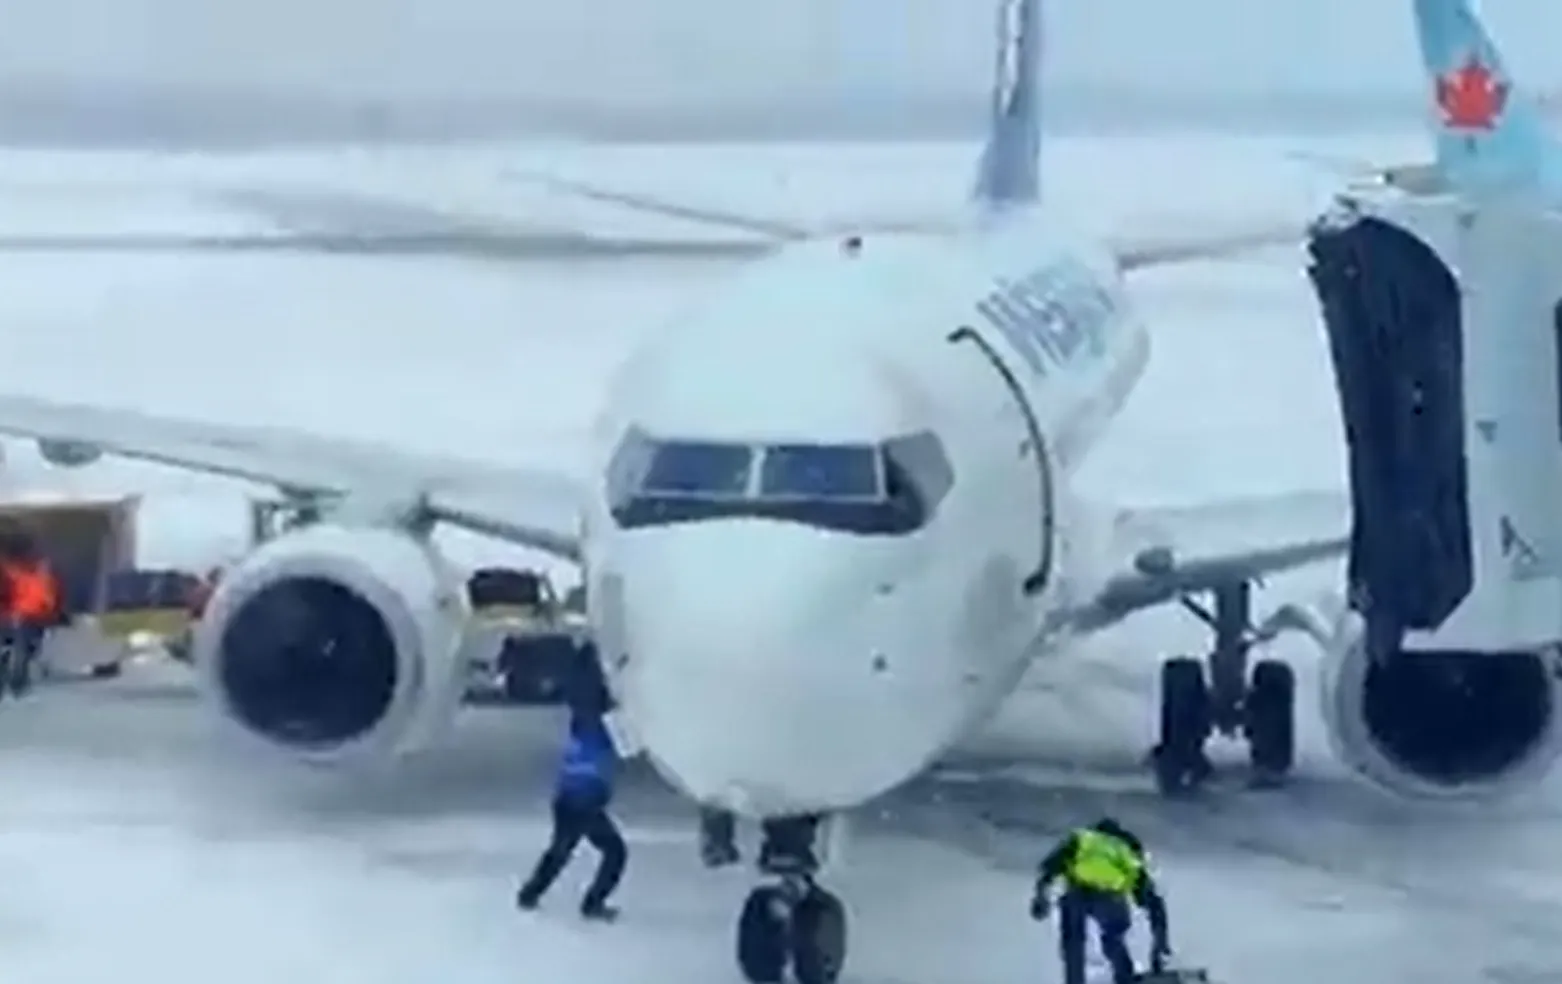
[1303,191,1562,786]
[1307,210,1473,640]
[1308,195,1562,653]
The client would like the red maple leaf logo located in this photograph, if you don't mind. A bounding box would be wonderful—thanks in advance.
[1435,54,1509,130]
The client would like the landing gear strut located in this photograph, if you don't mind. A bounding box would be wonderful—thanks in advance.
[1153,580,1296,794]
[717,813,847,984]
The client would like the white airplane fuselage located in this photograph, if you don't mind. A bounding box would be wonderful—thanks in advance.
[581,210,1150,818]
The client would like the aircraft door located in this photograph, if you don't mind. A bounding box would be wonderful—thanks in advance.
[947,326,1055,595]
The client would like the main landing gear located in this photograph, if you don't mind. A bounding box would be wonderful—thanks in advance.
[702,809,848,984]
[1153,580,1297,795]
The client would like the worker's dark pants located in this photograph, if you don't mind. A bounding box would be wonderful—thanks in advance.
[699,806,740,867]
[518,791,627,910]
[1059,888,1135,984]
[0,624,41,697]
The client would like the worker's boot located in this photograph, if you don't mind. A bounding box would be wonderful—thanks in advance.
[11,650,32,696]
[581,901,620,922]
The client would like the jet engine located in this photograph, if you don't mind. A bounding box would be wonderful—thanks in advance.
[1275,598,1562,801]
[191,523,470,765]
[36,438,103,467]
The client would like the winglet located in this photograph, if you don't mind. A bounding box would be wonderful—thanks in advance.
[1412,0,1562,196]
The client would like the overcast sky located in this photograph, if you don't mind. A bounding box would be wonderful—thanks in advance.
[0,0,1555,140]
[0,0,1550,99]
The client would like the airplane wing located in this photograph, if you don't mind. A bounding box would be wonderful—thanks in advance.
[0,394,585,561]
[1109,221,1301,271]
[0,183,773,261]
[1285,151,1445,196]
[501,170,1301,270]
[0,229,771,261]
[0,392,1348,631]
[0,182,932,262]
[1068,490,1350,633]
[0,169,1297,267]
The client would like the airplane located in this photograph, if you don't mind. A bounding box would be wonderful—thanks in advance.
[0,0,1556,980]
[1287,2,1562,197]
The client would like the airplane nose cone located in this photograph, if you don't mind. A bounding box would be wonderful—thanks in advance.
[608,525,939,815]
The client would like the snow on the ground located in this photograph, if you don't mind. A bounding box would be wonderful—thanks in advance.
[0,684,1548,984]
[0,129,1546,982]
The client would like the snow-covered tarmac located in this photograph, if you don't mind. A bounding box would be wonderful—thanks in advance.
[0,130,1554,982]
[7,675,1562,984]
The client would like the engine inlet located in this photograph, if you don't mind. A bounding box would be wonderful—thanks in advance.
[1362,649,1553,784]
[217,576,399,750]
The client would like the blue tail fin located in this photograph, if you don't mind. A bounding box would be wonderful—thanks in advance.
[972,0,1043,208]
[1412,0,1562,196]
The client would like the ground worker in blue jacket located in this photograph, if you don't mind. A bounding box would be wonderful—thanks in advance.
[516,651,627,921]
[1031,817,1171,984]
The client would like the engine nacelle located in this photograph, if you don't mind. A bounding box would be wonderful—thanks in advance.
[37,438,103,468]
[191,523,470,765]
[1275,597,1562,801]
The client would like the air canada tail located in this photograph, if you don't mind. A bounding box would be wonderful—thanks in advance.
[1412,0,1562,196]
[972,0,1043,207]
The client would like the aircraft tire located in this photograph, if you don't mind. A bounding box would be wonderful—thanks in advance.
[1245,659,1296,784]
[1156,657,1210,794]
[736,886,788,984]
[790,886,847,984]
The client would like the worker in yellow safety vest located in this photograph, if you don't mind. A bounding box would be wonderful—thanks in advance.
[1031,817,1171,984]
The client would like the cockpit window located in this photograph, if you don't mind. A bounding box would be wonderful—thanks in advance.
[759,444,882,500]
[642,440,753,497]
[607,427,955,536]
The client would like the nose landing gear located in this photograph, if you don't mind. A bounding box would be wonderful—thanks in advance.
[1152,579,1297,794]
[718,813,848,984]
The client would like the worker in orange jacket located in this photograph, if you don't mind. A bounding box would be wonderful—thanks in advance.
[1,555,59,696]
